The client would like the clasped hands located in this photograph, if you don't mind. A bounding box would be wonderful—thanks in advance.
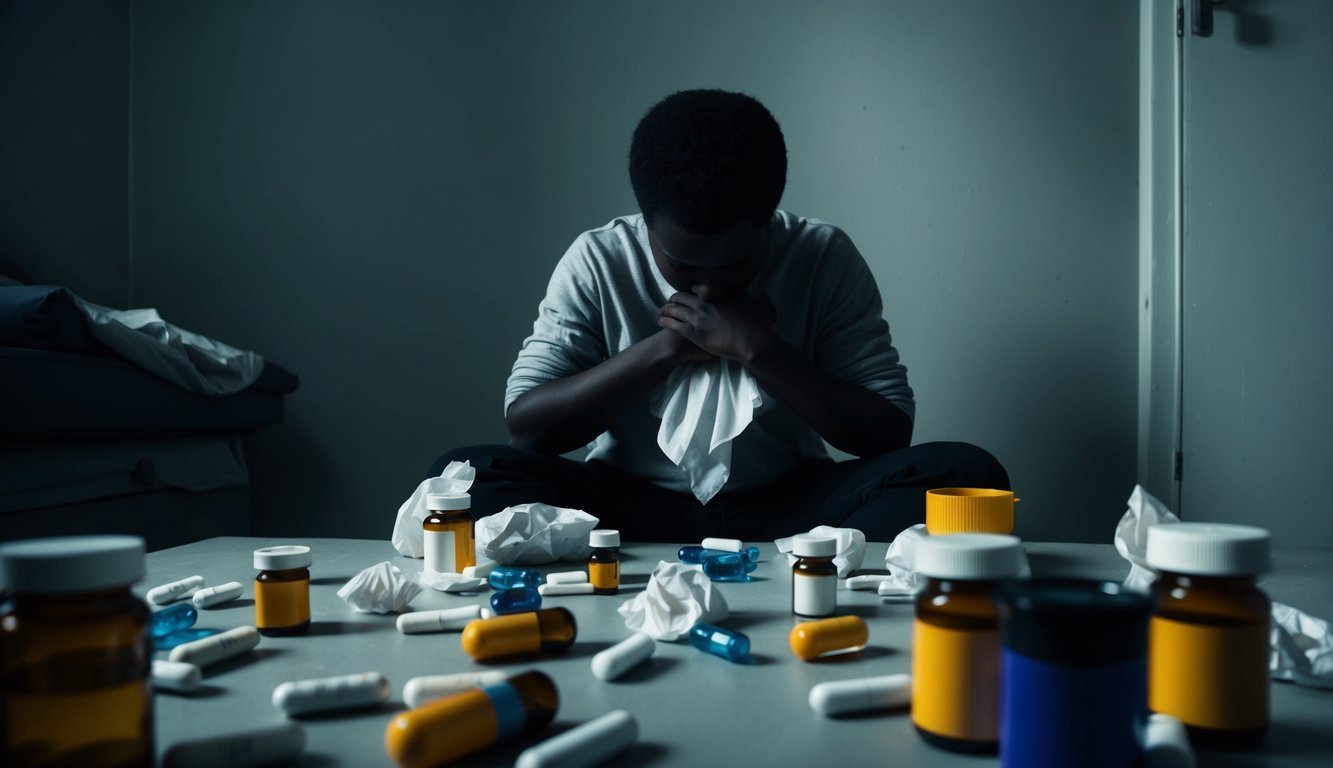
[657,291,777,364]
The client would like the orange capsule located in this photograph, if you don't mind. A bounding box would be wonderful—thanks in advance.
[789,616,869,661]
[460,608,577,662]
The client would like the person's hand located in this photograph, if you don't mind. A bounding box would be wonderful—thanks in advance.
[659,326,716,364]
[657,292,777,361]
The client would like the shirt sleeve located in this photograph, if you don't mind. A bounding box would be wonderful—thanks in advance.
[810,232,916,421]
[504,238,608,415]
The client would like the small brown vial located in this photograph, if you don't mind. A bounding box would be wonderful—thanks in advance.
[423,492,475,574]
[588,529,621,595]
[1,535,153,767]
[253,545,312,636]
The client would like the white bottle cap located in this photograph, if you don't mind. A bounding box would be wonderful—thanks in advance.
[589,530,620,548]
[426,492,471,511]
[915,533,1023,580]
[0,535,145,595]
[792,534,836,558]
[1146,522,1270,576]
[253,545,312,571]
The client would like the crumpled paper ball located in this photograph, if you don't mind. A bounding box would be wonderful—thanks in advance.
[1271,601,1333,689]
[337,561,422,613]
[475,502,599,565]
[391,461,476,558]
[416,571,487,593]
[775,525,866,577]
[618,560,728,641]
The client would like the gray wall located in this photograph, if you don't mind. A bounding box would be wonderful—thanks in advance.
[17,1,1142,543]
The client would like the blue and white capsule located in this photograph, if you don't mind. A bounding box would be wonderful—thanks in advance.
[689,623,750,662]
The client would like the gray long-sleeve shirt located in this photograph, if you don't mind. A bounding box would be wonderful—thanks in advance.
[506,211,914,496]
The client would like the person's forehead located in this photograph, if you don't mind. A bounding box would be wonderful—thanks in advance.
[650,217,764,269]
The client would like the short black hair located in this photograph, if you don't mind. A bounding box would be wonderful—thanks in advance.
[629,89,787,234]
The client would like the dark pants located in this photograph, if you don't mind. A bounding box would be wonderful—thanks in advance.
[430,442,1009,543]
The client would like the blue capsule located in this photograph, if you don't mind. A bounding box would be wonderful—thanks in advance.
[701,552,757,582]
[153,628,219,651]
[689,623,750,662]
[678,545,760,565]
[487,567,544,591]
[490,586,542,615]
[149,602,198,638]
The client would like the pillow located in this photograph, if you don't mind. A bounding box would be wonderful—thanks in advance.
[0,286,92,352]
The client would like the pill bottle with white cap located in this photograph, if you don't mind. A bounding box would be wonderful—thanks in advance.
[1,535,153,766]
[588,529,621,595]
[911,533,1023,754]
[423,492,474,574]
[791,533,837,618]
[254,545,312,636]
[1146,522,1271,749]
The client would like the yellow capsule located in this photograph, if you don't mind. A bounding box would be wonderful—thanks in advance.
[460,608,576,662]
[789,615,869,661]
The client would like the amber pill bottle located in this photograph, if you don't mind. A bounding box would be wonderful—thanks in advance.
[254,545,312,636]
[1147,522,1271,750]
[423,492,475,574]
[911,533,1023,755]
[1,535,153,767]
[588,529,621,595]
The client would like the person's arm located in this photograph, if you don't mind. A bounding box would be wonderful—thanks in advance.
[506,328,707,455]
[657,292,912,457]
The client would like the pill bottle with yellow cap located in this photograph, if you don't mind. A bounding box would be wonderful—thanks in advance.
[1,535,153,767]
[1147,522,1271,749]
[911,533,1023,754]
[423,492,475,574]
[254,545,312,636]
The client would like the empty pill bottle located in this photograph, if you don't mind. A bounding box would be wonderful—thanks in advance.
[386,670,558,768]
[1,535,153,767]
[791,534,838,618]
[588,529,621,595]
[423,492,475,574]
[997,579,1153,768]
[1146,522,1271,750]
[253,545,311,636]
[461,608,577,662]
[911,533,1023,754]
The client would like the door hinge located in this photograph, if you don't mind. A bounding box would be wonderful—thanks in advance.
[1174,451,1184,481]
[1176,5,1184,38]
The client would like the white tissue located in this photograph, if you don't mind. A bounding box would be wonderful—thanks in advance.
[337,561,422,613]
[1114,485,1180,591]
[618,561,729,641]
[883,523,930,591]
[775,526,866,577]
[1111,484,1333,689]
[652,360,762,505]
[416,571,488,594]
[391,461,476,558]
[475,502,599,565]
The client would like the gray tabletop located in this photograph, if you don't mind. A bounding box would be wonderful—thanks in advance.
[145,538,1333,767]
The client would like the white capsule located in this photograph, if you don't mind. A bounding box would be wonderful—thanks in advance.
[877,581,919,601]
[152,660,202,693]
[480,608,496,620]
[515,709,638,768]
[402,670,509,708]
[168,625,260,668]
[546,570,588,585]
[1145,714,1195,768]
[809,673,912,716]
[844,575,895,591]
[147,575,206,605]
[395,605,482,634]
[162,722,305,768]
[591,633,656,682]
[538,583,595,596]
[462,561,497,579]
[701,537,743,553]
[272,671,389,716]
[191,581,244,609]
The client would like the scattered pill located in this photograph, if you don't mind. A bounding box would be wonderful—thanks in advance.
[147,575,205,605]
[679,545,760,564]
[538,583,595,597]
[462,561,497,579]
[701,552,756,582]
[701,537,744,553]
[1145,714,1195,768]
[515,709,638,768]
[162,722,304,768]
[150,602,198,638]
[396,605,483,634]
[386,671,557,766]
[152,660,202,693]
[845,575,895,591]
[545,571,589,585]
[461,608,577,662]
[689,623,749,662]
[591,633,655,681]
[154,628,220,651]
[491,586,542,615]
[790,616,869,661]
[877,581,919,601]
[808,673,912,716]
[488,566,543,590]
[191,581,243,609]
[272,672,390,716]
[168,625,260,668]
[403,671,508,708]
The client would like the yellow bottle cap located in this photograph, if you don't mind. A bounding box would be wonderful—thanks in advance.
[925,488,1016,535]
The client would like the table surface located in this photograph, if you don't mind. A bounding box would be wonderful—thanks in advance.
[144,538,1333,767]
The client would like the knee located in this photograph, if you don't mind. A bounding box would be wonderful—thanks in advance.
[920,441,1011,490]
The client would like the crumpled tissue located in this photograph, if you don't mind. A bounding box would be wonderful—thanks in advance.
[416,571,488,594]
[618,561,729,641]
[337,561,422,613]
[391,461,475,558]
[775,526,866,577]
[651,359,762,505]
[1112,484,1333,689]
[475,502,599,565]
[882,523,1030,598]
[1114,484,1180,591]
